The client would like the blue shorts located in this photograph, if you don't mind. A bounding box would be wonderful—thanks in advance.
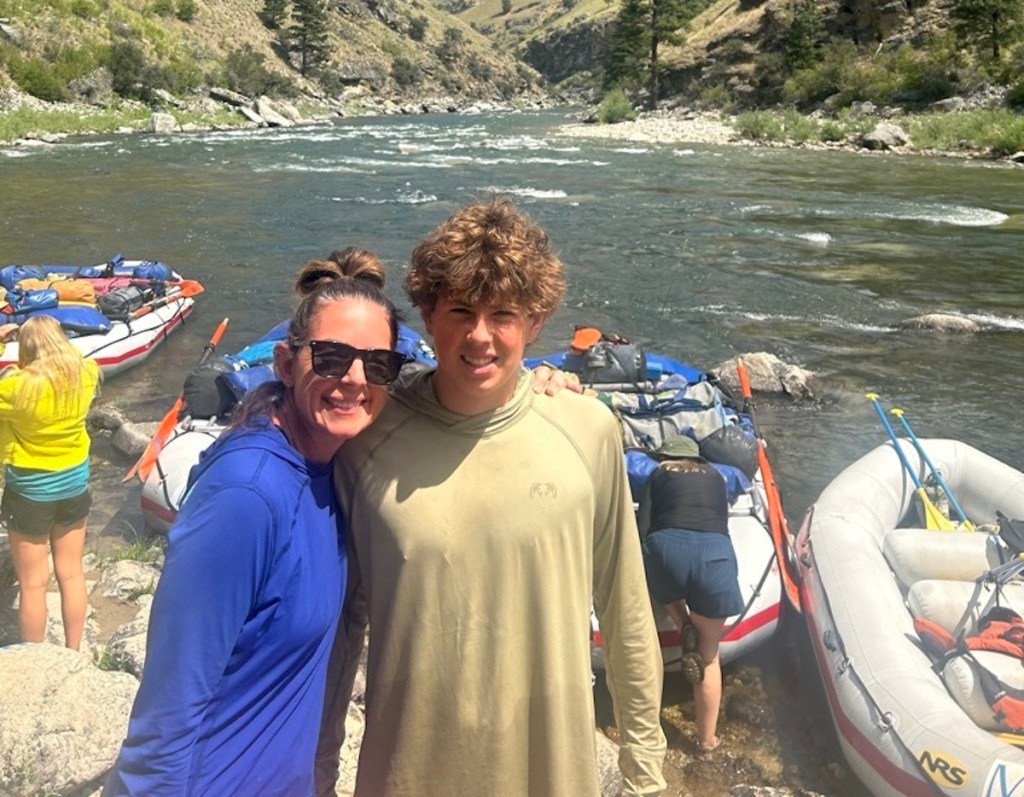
[641,528,744,619]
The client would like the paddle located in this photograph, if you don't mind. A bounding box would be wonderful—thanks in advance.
[130,280,204,319]
[122,317,230,483]
[890,407,975,531]
[866,393,955,531]
[736,359,802,612]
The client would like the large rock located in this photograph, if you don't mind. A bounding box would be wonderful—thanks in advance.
[0,644,137,796]
[861,122,910,151]
[103,595,152,676]
[713,352,817,400]
[255,96,294,128]
[898,313,981,333]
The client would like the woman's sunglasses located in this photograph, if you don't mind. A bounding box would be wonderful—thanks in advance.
[308,340,409,385]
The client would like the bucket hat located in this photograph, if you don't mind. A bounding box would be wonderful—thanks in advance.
[654,435,705,461]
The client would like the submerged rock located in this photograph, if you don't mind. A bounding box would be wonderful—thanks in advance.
[898,313,981,333]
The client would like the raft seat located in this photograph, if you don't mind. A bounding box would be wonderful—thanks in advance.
[883,527,1007,590]
[908,578,1024,731]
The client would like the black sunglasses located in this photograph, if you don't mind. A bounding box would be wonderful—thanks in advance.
[307,340,408,385]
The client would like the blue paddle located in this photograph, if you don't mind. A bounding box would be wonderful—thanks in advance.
[890,407,974,530]
[866,393,955,531]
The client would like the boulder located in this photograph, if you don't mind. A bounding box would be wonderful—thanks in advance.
[898,313,981,333]
[148,112,179,135]
[103,595,152,677]
[209,86,250,107]
[255,96,294,128]
[93,560,162,601]
[712,353,817,400]
[861,122,910,151]
[0,644,137,796]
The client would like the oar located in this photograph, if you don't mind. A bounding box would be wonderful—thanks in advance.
[736,359,802,612]
[890,407,975,531]
[866,393,955,531]
[122,317,229,483]
[130,281,204,319]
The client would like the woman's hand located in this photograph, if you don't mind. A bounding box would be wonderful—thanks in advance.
[531,364,584,396]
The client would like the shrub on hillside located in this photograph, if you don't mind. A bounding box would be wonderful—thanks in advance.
[409,16,428,42]
[6,53,68,102]
[224,44,292,97]
[176,0,198,22]
[391,56,421,88]
[597,88,637,123]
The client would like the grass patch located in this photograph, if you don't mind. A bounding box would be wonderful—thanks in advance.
[0,104,246,143]
[906,109,1024,155]
[733,107,1024,155]
[103,535,166,565]
[0,104,151,141]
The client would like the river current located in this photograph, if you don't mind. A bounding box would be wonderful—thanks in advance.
[3,108,1023,793]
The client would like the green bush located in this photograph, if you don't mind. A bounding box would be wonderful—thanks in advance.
[391,55,420,88]
[151,0,176,18]
[698,81,732,111]
[69,0,99,18]
[735,110,785,141]
[6,52,68,102]
[409,15,428,42]
[176,0,198,22]
[597,88,637,123]
[223,43,291,97]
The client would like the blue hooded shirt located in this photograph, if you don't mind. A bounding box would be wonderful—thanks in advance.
[105,417,346,796]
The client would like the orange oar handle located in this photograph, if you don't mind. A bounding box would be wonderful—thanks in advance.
[122,317,229,483]
[737,358,752,401]
[736,359,801,612]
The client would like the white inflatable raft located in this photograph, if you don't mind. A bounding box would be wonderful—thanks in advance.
[797,439,1024,796]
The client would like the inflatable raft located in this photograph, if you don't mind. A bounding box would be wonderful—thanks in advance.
[796,438,1024,796]
[137,328,788,670]
[0,256,199,377]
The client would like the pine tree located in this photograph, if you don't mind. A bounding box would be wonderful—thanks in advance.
[604,0,707,109]
[951,0,1024,59]
[258,0,288,30]
[291,0,330,76]
[605,0,648,91]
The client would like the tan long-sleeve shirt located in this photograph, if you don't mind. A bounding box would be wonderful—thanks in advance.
[325,368,665,796]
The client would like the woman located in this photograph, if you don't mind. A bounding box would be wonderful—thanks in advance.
[104,261,407,796]
[637,434,744,758]
[0,315,101,651]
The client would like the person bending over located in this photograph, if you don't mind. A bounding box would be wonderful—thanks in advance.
[638,435,744,758]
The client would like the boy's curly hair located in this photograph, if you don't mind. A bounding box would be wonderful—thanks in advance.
[405,196,566,316]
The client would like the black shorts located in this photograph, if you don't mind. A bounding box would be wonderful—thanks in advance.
[1,488,91,537]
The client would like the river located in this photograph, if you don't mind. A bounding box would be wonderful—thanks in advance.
[2,109,1023,794]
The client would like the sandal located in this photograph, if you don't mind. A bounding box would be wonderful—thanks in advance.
[680,623,704,685]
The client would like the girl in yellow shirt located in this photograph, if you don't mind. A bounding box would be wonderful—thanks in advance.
[0,315,101,650]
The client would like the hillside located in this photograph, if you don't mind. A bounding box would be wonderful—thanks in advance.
[1,0,1020,129]
[0,0,545,110]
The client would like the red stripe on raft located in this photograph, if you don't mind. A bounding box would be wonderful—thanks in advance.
[800,578,935,797]
[594,602,780,650]
[89,304,192,367]
[140,495,177,524]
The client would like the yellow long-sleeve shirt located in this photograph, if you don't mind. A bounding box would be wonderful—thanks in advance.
[0,358,100,470]
[327,368,666,796]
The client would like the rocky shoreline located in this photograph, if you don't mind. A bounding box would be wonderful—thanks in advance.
[5,84,1023,165]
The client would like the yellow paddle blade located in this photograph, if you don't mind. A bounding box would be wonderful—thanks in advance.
[994,731,1024,749]
[918,488,956,531]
